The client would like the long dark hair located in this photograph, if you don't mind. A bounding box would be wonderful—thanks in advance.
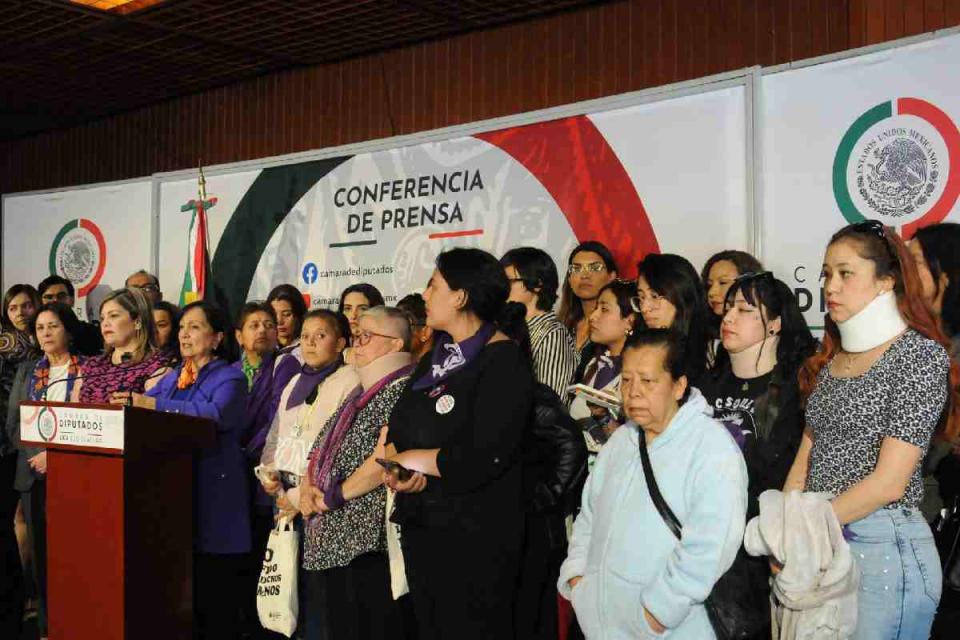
[711,273,816,378]
[636,253,710,383]
[2,284,40,333]
[557,241,619,332]
[913,222,960,337]
[799,222,960,442]
[701,250,763,340]
[338,283,385,312]
[435,248,531,363]
[154,300,181,359]
[266,284,308,343]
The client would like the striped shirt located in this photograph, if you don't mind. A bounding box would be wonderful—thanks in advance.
[527,311,578,401]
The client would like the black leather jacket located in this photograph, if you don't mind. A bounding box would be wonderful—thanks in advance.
[522,383,588,525]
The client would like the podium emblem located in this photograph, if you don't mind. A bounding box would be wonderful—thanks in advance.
[37,407,58,442]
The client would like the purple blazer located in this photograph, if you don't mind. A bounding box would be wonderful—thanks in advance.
[147,358,251,554]
[237,348,301,459]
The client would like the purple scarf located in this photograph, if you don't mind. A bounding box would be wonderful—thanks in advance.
[308,363,413,492]
[285,358,341,410]
[411,322,495,391]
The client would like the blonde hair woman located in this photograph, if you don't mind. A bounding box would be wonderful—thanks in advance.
[74,288,170,403]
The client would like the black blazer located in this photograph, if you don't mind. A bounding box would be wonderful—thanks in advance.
[389,340,534,534]
[4,358,41,492]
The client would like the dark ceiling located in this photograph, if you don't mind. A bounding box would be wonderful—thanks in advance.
[0,0,611,141]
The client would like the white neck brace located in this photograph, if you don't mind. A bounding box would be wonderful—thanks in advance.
[836,290,908,353]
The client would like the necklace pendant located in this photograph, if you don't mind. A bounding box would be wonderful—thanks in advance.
[741,381,749,392]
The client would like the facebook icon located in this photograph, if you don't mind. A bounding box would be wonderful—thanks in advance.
[302,262,319,285]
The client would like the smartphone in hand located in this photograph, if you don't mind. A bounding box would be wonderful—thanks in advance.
[376,458,413,482]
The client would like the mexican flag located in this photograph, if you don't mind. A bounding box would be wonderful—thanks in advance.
[179,189,216,306]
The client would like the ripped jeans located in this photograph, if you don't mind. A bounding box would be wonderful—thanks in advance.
[847,507,941,640]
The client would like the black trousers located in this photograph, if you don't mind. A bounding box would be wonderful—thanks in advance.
[303,552,403,640]
[514,513,566,640]
[402,522,523,640]
[21,477,47,636]
[0,453,23,640]
[194,552,248,640]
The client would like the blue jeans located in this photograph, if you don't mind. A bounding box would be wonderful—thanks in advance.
[848,508,941,640]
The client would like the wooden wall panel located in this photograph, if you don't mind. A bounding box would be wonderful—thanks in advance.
[3,0,960,195]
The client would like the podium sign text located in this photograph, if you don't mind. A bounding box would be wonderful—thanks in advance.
[21,403,124,451]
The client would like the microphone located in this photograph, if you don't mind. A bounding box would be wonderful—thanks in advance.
[120,362,172,407]
[38,351,172,401]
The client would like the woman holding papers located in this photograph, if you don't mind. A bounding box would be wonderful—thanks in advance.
[569,280,639,455]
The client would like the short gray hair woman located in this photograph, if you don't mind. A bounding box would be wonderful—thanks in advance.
[298,305,414,639]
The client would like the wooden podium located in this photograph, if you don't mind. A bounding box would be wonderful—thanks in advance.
[20,401,216,640]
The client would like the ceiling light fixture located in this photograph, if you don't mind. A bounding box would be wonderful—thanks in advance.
[69,0,166,15]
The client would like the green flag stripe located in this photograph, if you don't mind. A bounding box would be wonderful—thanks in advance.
[209,157,349,321]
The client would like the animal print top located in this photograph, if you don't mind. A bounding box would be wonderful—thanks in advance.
[806,330,949,509]
[78,349,171,404]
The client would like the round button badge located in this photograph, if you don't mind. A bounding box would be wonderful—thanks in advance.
[435,394,455,415]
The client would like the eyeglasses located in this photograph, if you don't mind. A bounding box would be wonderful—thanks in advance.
[129,283,160,293]
[355,330,401,346]
[568,262,606,275]
[630,291,663,313]
[506,278,525,284]
[41,292,71,303]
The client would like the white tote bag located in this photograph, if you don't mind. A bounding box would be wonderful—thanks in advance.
[385,488,409,599]
[257,517,299,637]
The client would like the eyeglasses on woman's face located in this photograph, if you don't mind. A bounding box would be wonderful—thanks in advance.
[354,329,401,347]
[630,291,663,313]
[568,262,606,276]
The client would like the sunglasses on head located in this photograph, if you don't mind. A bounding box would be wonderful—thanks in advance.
[852,219,887,237]
[734,271,774,284]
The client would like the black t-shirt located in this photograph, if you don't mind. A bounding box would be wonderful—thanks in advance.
[700,369,774,444]
[699,366,803,518]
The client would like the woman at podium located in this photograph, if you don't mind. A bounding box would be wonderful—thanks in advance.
[111,300,250,640]
[74,288,171,403]
[5,300,83,640]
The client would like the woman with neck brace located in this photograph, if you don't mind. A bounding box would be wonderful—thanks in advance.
[782,220,960,639]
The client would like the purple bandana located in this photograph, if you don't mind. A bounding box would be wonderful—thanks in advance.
[285,358,341,410]
[411,322,495,391]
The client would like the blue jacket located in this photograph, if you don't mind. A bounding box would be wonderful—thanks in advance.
[147,358,251,554]
[558,389,748,639]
